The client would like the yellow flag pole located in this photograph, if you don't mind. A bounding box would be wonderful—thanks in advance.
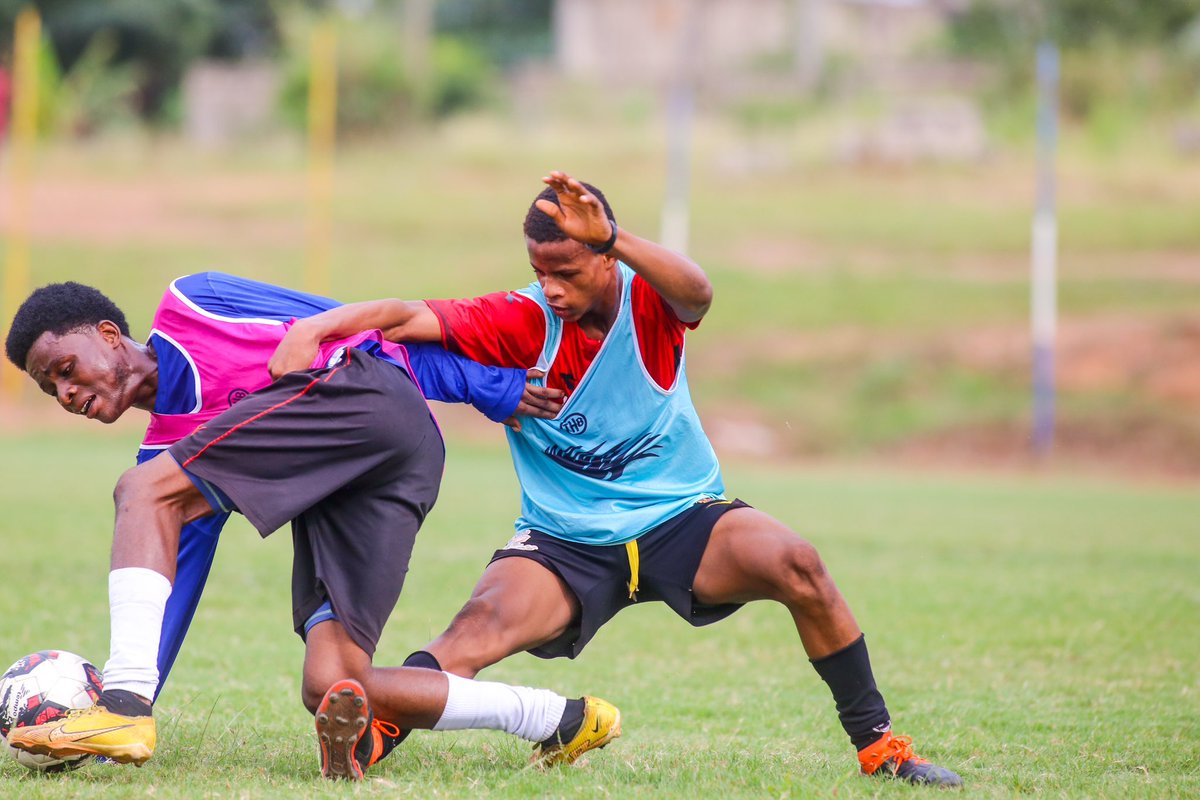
[2,6,42,398]
[304,17,338,297]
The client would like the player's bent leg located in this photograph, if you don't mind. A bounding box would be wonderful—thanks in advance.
[426,556,579,678]
[692,507,860,658]
[302,621,447,726]
[426,558,620,766]
[692,507,961,787]
[303,621,442,779]
[304,617,618,773]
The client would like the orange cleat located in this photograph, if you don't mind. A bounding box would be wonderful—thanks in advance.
[858,731,963,787]
[315,679,371,780]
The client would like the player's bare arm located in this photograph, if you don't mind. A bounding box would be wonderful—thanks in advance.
[269,299,564,422]
[539,170,713,323]
[269,299,438,379]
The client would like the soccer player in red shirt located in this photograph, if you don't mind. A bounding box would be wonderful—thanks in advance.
[271,171,963,786]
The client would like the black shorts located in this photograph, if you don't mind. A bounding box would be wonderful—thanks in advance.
[169,349,445,657]
[491,498,751,659]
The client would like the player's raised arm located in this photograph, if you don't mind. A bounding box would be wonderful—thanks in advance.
[268,298,438,379]
[539,170,713,323]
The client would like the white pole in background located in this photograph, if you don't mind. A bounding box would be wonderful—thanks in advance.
[661,2,700,254]
[1031,42,1059,455]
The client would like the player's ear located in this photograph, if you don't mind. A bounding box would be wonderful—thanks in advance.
[97,320,123,347]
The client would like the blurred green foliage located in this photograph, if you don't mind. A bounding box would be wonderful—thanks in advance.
[277,11,498,136]
[435,0,552,67]
[0,0,278,120]
[948,0,1200,134]
[948,0,1200,53]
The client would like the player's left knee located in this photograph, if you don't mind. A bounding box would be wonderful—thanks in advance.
[113,461,195,526]
[113,465,164,513]
[300,679,325,715]
[774,540,834,607]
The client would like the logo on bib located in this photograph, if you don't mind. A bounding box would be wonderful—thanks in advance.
[559,413,588,435]
[501,532,539,551]
[228,388,249,405]
[544,432,663,481]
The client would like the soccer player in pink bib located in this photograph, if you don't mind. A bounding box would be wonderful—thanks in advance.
[4,272,620,778]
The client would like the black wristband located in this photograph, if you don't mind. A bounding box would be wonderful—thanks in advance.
[586,219,618,255]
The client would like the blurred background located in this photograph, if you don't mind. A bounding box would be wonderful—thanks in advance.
[1,0,1199,478]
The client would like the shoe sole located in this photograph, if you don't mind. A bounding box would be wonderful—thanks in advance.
[316,680,369,780]
[10,739,152,766]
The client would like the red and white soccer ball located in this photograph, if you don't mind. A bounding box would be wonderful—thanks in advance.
[0,650,104,772]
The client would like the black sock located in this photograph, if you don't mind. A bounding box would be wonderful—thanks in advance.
[810,634,891,751]
[539,698,586,748]
[402,650,442,671]
[356,650,445,766]
[97,689,153,717]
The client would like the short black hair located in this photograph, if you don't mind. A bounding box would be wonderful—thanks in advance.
[523,181,616,244]
[5,282,130,370]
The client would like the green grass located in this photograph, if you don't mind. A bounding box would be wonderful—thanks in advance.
[0,429,1196,798]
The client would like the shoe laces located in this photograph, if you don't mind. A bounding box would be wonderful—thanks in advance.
[372,719,401,739]
[63,705,100,720]
[859,733,930,775]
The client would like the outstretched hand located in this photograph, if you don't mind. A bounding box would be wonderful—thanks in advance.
[503,369,564,432]
[535,171,614,249]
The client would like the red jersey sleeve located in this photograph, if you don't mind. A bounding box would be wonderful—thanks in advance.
[424,292,546,369]
[630,275,697,390]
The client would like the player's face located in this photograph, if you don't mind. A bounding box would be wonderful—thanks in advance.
[24,324,145,424]
[527,238,617,323]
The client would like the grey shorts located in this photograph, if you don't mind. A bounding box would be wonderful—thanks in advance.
[169,349,445,657]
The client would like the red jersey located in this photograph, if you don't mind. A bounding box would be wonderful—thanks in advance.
[425,275,697,395]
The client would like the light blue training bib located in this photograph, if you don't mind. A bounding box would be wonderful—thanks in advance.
[505,263,725,545]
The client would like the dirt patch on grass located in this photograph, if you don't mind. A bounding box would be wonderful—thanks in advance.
[952,315,1200,406]
[883,416,1200,480]
[693,312,1200,479]
[718,234,1200,285]
[0,173,304,247]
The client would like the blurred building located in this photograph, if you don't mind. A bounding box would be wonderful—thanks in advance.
[183,61,279,146]
[553,0,967,88]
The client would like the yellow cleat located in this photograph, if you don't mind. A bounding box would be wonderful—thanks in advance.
[533,696,621,766]
[6,704,156,766]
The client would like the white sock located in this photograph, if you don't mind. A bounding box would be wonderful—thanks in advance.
[101,567,172,702]
[433,672,567,742]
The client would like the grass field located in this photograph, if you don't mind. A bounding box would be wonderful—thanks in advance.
[0,113,1197,796]
[0,427,1195,798]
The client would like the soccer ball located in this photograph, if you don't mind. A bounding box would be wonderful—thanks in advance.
[0,651,104,772]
